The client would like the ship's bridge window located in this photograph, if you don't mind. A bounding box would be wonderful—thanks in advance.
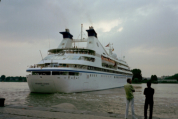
[67,55,80,60]
[79,56,95,62]
[44,55,64,60]
[44,55,80,60]
[44,55,53,60]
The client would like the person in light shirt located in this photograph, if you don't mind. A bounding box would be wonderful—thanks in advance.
[124,78,137,119]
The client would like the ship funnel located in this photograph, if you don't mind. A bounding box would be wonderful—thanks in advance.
[86,26,97,38]
[59,29,73,39]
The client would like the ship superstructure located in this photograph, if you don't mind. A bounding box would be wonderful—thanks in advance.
[26,26,132,93]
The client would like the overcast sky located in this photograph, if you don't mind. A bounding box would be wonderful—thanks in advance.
[0,0,178,77]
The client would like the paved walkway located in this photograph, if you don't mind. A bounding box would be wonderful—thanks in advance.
[0,106,167,119]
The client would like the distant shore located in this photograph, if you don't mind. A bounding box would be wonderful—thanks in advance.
[132,82,178,84]
[0,81,27,82]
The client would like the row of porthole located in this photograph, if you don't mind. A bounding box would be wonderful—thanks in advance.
[69,77,79,79]
[57,76,79,79]
[88,74,121,78]
[41,75,121,79]
[100,75,121,78]
[114,76,119,78]
[90,74,97,77]
[101,75,112,78]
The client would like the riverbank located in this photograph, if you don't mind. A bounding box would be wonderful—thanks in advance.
[132,82,178,84]
[0,83,178,119]
[0,105,168,119]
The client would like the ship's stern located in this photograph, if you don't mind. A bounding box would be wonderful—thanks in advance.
[27,75,58,93]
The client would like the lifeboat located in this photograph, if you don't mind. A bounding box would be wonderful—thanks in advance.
[101,56,115,66]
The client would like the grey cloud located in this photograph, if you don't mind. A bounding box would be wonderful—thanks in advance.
[0,0,178,76]
[102,3,178,50]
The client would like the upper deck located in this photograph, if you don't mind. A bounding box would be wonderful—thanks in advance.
[26,26,132,76]
[48,48,95,56]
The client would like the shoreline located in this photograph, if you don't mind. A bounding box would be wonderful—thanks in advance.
[0,105,168,119]
[0,83,178,119]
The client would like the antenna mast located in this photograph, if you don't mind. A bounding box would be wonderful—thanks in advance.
[81,24,83,40]
[39,50,44,64]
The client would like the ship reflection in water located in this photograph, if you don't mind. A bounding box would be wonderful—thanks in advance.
[0,82,178,118]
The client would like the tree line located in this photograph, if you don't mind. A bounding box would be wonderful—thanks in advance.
[166,73,178,81]
[0,75,27,82]
[131,69,158,83]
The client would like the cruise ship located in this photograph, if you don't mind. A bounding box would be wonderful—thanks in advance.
[26,26,132,93]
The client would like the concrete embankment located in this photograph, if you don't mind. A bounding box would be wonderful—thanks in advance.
[0,105,168,119]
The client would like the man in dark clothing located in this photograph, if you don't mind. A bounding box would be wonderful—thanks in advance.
[144,82,154,119]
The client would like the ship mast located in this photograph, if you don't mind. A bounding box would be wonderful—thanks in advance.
[74,24,83,48]
[81,24,83,40]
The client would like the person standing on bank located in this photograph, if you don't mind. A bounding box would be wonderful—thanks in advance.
[124,78,137,119]
[144,82,154,119]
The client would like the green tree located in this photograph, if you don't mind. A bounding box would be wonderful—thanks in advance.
[134,78,139,83]
[5,77,11,81]
[151,75,158,81]
[151,75,153,80]
[19,76,22,81]
[131,69,142,82]
[1,75,6,81]
[24,78,27,82]
[166,73,178,81]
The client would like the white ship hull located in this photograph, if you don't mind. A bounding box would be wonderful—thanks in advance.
[27,71,131,93]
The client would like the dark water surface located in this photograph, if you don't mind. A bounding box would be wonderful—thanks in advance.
[0,82,178,114]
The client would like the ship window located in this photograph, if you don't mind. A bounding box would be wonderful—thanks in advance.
[66,55,80,60]
[75,72,79,76]
[59,72,68,75]
[32,72,50,75]
[52,72,60,75]
[44,55,82,60]
[54,56,59,60]
[79,56,95,62]
[69,72,77,75]
[44,55,54,60]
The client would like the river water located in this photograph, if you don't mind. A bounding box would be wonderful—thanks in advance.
[0,82,178,118]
